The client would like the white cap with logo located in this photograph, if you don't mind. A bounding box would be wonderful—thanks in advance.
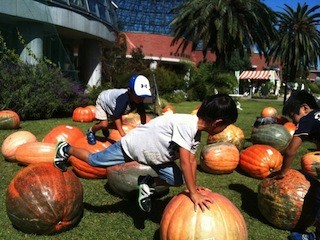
[129,75,152,97]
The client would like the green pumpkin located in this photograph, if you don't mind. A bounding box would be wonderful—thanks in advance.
[251,124,291,153]
[106,161,169,200]
[0,110,20,130]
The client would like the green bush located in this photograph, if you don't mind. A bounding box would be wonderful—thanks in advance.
[0,61,86,120]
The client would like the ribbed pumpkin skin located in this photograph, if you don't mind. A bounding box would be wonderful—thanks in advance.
[107,161,169,200]
[15,142,56,165]
[69,137,110,179]
[42,125,85,145]
[251,124,291,153]
[257,169,319,231]
[207,124,245,150]
[1,131,37,161]
[239,144,283,179]
[0,110,20,129]
[6,162,83,234]
[160,189,248,240]
[72,107,94,122]
[301,151,320,177]
[200,142,240,174]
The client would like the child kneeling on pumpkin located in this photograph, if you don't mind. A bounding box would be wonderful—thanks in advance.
[54,93,238,213]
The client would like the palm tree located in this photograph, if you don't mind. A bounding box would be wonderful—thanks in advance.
[268,3,320,103]
[170,0,277,70]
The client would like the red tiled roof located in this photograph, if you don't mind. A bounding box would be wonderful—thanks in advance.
[123,32,277,69]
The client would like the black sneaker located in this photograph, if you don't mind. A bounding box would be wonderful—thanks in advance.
[53,141,70,172]
[138,175,155,212]
[86,130,96,145]
[102,129,110,138]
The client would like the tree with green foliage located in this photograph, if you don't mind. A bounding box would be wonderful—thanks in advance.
[268,3,320,103]
[170,0,277,70]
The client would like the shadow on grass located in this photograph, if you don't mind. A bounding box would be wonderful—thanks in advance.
[83,192,172,235]
[228,183,270,225]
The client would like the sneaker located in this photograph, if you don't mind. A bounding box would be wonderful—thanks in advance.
[289,232,316,240]
[53,141,70,172]
[86,130,96,145]
[138,175,155,212]
[102,129,110,138]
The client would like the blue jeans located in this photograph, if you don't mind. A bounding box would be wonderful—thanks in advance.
[88,141,184,186]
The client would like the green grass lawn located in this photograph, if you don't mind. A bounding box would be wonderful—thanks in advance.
[0,98,316,240]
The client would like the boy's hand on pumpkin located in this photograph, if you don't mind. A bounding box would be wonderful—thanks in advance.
[190,191,212,212]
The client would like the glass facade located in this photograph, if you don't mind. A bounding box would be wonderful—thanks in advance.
[116,0,186,35]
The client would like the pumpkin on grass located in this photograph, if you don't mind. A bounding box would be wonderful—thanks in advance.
[200,142,240,174]
[0,110,20,129]
[257,169,319,231]
[251,124,291,153]
[72,106,94,122]
[106,161,169,200]
[15,142,56,166]
[42,124,85,145]
[160,188,248,240]
[6,162,83,235]
[1,131,37,161]
[207,124,245,150]
[239,144,283,179]
[301,151,320,177]
[69,136,111,179]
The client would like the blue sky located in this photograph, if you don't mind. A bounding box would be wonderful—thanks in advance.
[263,0,319,11]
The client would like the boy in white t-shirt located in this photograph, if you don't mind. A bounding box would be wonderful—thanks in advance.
[86,74,151,145]
[54,94,238,212]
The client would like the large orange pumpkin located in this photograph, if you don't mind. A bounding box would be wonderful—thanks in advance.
[121,112,152,128]
[200,142,240,174]
[258,169,319,231]
[6,162,83,234]
[86,105,96,119]
[0,110,20,129]
[239,144,283,179]
[207,124,245,150]
[42,124,85,145]
[1,131,37,161]
[15,142,56,165]
[69,136,110,179]
[301,151,320,177]
[160,188,248,240]
[72,106,94,122]
[261,106,277,118]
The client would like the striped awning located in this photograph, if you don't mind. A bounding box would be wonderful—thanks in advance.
[239,70,280,81]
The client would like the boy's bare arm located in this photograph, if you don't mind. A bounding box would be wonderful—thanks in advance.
[113,117,126,137]
[179,147,212,212]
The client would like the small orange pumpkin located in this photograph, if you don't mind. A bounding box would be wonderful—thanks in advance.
[200,142,240,174]
[207,124,245,150]
[239,144,283,179]
[261,106,277,118]
[72,107,94,122]
[15,142,56,166]
[160,188,248,240]
[284,122,296,136]
[301,151,320,177]
[0,110,20,129]
[69,136,111,179]
[42,124,85,145]
[1,131,37,161]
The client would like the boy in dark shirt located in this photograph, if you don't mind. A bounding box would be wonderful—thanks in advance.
[273,90,320,240]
